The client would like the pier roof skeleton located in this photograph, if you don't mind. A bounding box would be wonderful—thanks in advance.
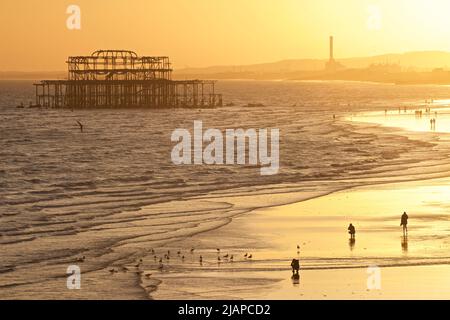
[34,50,222,108]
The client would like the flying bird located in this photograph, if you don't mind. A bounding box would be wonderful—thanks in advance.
[76,120,83,132]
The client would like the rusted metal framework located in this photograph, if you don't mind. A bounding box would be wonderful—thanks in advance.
[34,50,222,108]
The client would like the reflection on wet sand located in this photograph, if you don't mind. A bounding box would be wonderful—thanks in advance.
[349,238,356,251]
[291,273,300,286]
[402,235,408,253]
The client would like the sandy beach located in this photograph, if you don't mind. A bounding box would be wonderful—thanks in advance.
[150,177,450,299]
[3,81,450,300]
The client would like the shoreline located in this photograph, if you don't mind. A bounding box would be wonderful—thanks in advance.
[3,81,450,299]
[149,176,450,299]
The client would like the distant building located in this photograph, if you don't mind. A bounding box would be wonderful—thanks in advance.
[325,36,345,72]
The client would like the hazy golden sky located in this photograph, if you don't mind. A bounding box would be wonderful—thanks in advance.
[1,0,450,71]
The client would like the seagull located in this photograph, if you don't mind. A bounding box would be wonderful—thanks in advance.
[297,245,300,250]
[76,120,83,132]
[159,258,163,263]
[199,255,203,263]
[223,254,229,258]
[244,253,248,258]
[217,248,220,253]
[177,251,181,255]
[248,254,252,259]
[190,248,195,253]
[230,255,234,261]
[218,256,221,262]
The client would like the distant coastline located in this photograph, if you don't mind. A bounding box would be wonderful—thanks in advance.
[5,50,450,85]
[3,71,450,85]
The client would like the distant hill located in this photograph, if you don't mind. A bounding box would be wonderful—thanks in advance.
[3,51,450,81]
[173,51,450,79]
[0,71,66,80]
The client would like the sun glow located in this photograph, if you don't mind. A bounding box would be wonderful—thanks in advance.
[2,0,450,70]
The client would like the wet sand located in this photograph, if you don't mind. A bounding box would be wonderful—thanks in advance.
[151,177,450,299]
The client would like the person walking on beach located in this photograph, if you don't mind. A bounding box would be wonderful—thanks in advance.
[291,258,300,276]
[400,212,409,236]
[348,223,356,240]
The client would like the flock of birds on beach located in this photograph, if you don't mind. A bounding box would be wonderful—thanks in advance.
[73,244,307,281]
[74,247,258,280]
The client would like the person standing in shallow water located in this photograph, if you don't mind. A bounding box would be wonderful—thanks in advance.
[348,223,356,240]
[401,212,409,236]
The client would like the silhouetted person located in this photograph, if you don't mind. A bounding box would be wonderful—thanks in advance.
[400,212,408,236]
[291,258,300,275]
[348,223,356,240]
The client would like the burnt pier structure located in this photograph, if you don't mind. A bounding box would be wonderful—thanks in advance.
[34,50,222,108]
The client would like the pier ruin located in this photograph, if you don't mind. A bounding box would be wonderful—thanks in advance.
[34,50,222,108]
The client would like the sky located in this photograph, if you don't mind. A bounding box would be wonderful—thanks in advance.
[1,0,450,71]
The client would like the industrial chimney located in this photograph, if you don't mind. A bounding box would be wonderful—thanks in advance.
[325,35,344,72]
